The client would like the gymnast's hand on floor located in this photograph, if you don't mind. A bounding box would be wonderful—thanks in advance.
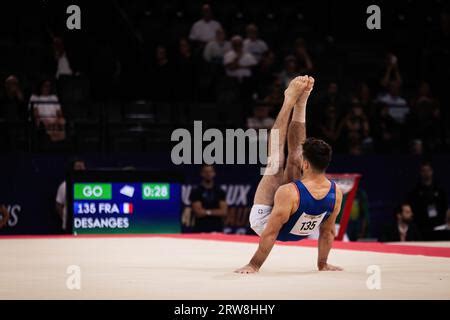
[318,262,343,271]
[234,263,259,274]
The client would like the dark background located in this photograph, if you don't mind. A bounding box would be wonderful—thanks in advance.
[0,0,448,237]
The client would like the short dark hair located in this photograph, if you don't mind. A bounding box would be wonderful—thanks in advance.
[65,157,85,175]
[72,158,86,170]
[393,202,410,217]
[420,160,432,169]
[201,164,214,171]
[302,138,332,172]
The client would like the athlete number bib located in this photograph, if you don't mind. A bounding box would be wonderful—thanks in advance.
[289,212,327,236]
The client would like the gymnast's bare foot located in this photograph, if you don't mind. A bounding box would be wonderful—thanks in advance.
[297,76,315,107]
[284,76,308,106]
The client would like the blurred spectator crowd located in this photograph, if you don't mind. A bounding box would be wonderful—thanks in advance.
[0,1,449,154]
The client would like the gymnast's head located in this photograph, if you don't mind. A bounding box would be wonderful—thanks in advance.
[301,138,332,175]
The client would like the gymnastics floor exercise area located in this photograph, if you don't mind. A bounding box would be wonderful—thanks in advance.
[1,234,449,300]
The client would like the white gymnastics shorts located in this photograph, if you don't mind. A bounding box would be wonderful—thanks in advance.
[249,204,273,236]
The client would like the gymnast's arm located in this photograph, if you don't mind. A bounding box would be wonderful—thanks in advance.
[234,184,295,273]
[317,185,343,271]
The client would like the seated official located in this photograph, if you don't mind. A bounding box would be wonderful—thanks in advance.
[190,165,228,233]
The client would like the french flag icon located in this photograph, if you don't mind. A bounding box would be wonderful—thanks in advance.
[123,203,133,214]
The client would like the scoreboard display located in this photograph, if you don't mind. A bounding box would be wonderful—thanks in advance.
[67,171,182,234]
